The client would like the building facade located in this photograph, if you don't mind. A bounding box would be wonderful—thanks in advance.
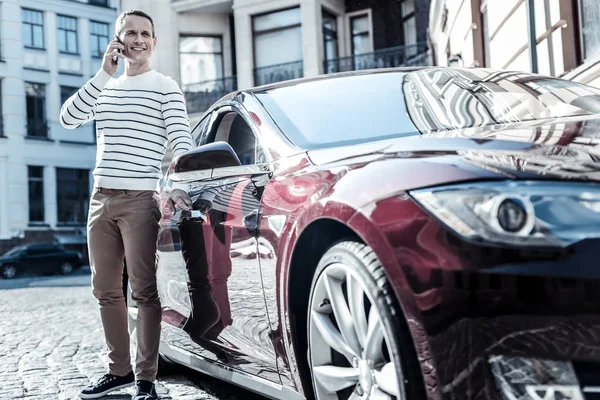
[429,0,600,86]
[0,0,120,254]
[121,0,431,116]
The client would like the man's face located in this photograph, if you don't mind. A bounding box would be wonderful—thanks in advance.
[118,15,156,65]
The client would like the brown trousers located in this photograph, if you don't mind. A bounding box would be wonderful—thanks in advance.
[87,188,161,381]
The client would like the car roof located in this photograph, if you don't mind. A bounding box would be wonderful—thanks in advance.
[244,66,428,93]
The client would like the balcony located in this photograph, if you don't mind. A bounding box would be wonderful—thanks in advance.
[254,60,304,87]
[183,76,237,115]
[26,119,49,138]
[324,42,430,74]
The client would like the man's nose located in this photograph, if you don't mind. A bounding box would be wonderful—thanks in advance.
[134,33,143,43]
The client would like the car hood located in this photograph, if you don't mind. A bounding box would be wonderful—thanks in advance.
[0,256,18,263]
[306,116,600,182]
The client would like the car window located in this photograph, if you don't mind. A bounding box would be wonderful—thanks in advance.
[3,246,26,257]
[208,111,267,165]
[191,113,212,147]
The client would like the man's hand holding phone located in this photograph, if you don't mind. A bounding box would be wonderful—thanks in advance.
[102,36,125,76]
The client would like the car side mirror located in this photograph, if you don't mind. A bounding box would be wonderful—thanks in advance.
[171,141,273,184]
[175,142,241,173]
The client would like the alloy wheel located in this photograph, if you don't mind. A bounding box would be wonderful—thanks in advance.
[2,265,16,279]
[309,262,399,400]
[59,262,74,275]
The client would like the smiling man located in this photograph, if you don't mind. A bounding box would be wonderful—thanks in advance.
[60,9,193,400]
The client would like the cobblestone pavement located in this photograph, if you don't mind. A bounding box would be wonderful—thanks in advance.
[0,270,266,400]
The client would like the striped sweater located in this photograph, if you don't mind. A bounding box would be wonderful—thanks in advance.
[60,69,194,191]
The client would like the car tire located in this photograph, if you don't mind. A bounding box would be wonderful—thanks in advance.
[307,241,426,400]
[59,262,74,275]
[1,264,17,280]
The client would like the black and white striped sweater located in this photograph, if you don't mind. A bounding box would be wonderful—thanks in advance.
[60,69,194,191]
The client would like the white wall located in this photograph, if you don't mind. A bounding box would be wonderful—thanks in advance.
[0,0,119,239]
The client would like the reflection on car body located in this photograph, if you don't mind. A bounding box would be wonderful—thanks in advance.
[125,67,600,400]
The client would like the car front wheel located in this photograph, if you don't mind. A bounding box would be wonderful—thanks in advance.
[1,264,17,279]
[308,241,425,400]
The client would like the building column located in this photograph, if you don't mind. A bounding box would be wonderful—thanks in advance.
[45,166,57,228]
[0,157,8,239]
[233,9,254,89]
[301,0,323,77]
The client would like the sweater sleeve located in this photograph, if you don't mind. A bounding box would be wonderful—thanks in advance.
[161,78,194,157]
[60,70,112,130]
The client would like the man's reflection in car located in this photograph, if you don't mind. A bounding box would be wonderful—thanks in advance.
[157,185,234,359]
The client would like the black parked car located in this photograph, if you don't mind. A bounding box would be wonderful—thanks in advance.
[0,243,83,279]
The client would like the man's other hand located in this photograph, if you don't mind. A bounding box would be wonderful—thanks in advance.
[166,189,192,214]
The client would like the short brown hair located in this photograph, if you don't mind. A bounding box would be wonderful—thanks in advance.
[115,9,155,38]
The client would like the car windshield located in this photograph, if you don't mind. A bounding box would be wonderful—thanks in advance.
[253,72,420,149]
[3,246,26,257]
[254,68,600,149]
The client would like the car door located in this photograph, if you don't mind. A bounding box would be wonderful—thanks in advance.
[157,105,280,383]
[21,245,53,274]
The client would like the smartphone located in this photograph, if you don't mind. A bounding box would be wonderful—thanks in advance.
[113,35,123,64]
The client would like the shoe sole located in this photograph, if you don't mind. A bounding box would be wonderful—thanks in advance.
[80,382,134,399]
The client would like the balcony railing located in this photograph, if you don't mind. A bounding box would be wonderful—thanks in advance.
[26,119,49,138]
[254,60,304,87]
[183,76,237,115]
[324,42,430,74]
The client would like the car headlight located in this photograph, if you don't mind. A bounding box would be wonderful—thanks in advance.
[410,181,600,248]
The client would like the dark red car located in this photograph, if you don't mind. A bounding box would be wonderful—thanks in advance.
[128,68,600,400]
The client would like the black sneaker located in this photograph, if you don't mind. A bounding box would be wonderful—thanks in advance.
[133,380,158,400]
[80,371,135,399]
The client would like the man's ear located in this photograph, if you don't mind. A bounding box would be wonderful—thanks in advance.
[152,36,158,49]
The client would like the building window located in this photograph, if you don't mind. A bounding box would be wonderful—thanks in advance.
[179,36,224,87]
[580,0,600,60]
[402,0,417,48]
[56,168,89,225]
[253,7,303,69]
[90,21,109,58]
[60,86,78,105]
[22,9,44,49]
[57,15,78,54]
[350,14,372,55]
[28,166,45,223]
[323,10,338,66]
[25,82,47,138]
[89,0,109,6]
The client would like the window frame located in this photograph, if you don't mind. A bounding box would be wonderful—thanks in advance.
[25,82,47,138]
[22,8,45,50]
[56,167,90,226]
[57,14,79,55]
[401,0,417,46]
[346,9,374,57]
[28,165,45,224]
[179,35,225,87]
[60,85,78,106]
[578,0,600,61]
[89,20,109,59]
[251,6,302,69]
[322,8,339,63]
